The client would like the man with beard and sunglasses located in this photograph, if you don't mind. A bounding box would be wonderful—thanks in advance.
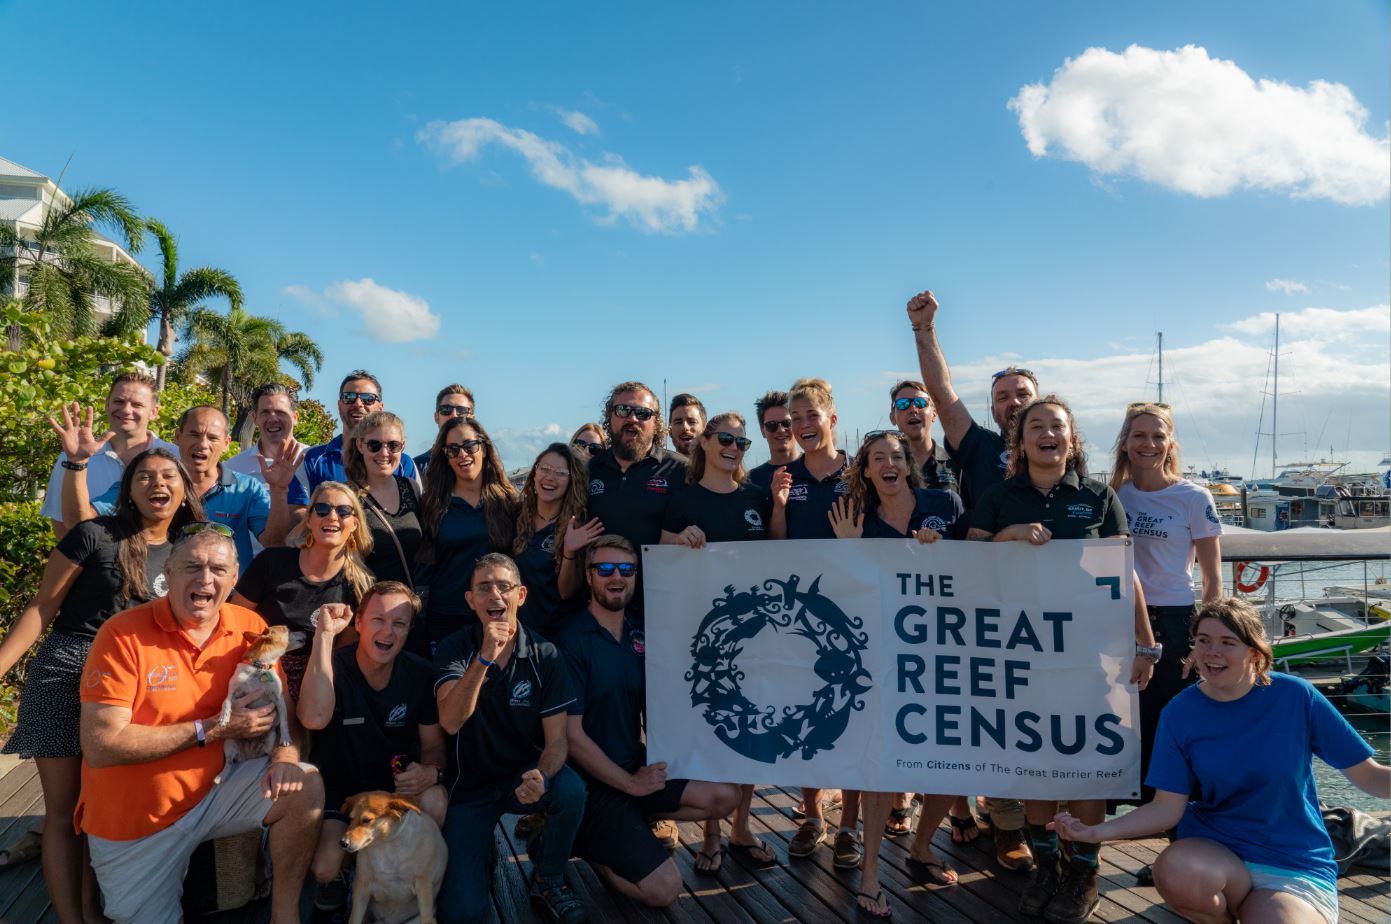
[556,536,739,908]
[888,380,956,492]
[304,369,420,492]
[413,384,476,476]
[906,289,1039,874]
[747,390,800,492]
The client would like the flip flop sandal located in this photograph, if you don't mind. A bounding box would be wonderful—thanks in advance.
[0,829,42,869]
[949,813,980,844]
[694,846,725,875]
[855,890,893,920]
[728,838,778,867]
[885,806,914,837]
[906,855,958,886]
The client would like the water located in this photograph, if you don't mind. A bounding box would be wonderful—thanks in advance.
[1313,714,1388,812]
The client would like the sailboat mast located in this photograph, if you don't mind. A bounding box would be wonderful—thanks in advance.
[1272,314,1279,478]
[1157,332,1164,404]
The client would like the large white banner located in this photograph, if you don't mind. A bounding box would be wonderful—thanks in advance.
[644,538,1141,800]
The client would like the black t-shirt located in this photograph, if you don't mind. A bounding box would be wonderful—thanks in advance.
[862,488,967,540]
[52,517,172,638]
[944,420,1009,513]
[554,609,646,775]
[235,547,360,652]
[422,497,493,634]
[585,447,688,549]
[516,522,576,637]
[433,623,575,801]
[312,645,439,804]
[970,470,1130,540]
[662,482,769,542]
[778,453,849,540]
[747,461,779,492]
[360,476,422,587]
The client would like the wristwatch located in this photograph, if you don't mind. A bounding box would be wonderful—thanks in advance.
[61,459,88,471]
[1135,643,1163,663]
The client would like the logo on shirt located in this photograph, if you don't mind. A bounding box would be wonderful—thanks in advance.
[510,680,533,707]
[630,629,646,657]
[385,704,408,728]
[998,450,1010,471]
[922,515,947,532]
[645,477,669,494]
[1205,505,1220,526]
[1066,503,1096,520]
[1131,512,1171,539]
[541,533,556,554]
[833,481,849,496]
[83,668,109,689]
[152,573,168,598]
[589,479,605,495]
[744,509,764,529]
[788,484,809,502]
[146,664,179,692]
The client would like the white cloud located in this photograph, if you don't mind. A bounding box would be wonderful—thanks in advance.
[1008,45,1391,205]
[417,117,724,233]
[1265,278,1309,295]
[886,304,1391,474]
[288,278,441,343]
[489,422,567,472]
[554,108,600,136]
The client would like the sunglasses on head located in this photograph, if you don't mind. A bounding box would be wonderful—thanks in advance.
[443,439,487,458]
[893,396,930,412]
[180,521,234,539]
[862,429,906,445]
[573,439,603,455]
[762,419,792,434]
[311,502,356,519]
[589,562,637,577]
[612,403,656,422]
[991,368,1035,382]
[437,404,472,418]
[363,439,403,454]
[340,391,380,405]
[1127,401,1171,411]
[714,432,752,451]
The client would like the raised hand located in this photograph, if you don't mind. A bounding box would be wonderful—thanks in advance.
[828,496,864,539]
[771,466,792,509]
[906,290,939,331]
[480,618,514,662]
[47,402,114,463]
[259,439,306,491]
[562,516,605,557]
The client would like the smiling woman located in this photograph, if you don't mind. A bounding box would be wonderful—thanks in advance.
[512,443,591,637]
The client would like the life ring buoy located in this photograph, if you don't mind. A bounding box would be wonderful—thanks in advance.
[1235,562,1270,594]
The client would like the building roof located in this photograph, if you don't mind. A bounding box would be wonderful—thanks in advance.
[0,155,45,180]
[0,198,41,222]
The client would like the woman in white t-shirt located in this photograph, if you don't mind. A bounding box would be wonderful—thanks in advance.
[1109,403,1222,862]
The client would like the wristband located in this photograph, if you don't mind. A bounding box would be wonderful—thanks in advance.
[194,718,207,747]
[61,459,88,471]
[1135,643,1163,663]
[476,654,497,670]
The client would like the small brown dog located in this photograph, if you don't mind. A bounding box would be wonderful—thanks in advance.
[340,791,448,924]
[220,625,300,765]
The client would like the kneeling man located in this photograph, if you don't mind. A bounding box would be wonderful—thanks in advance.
[77,525,322,924]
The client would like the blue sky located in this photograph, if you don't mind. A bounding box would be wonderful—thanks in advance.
[4,1,1387,477]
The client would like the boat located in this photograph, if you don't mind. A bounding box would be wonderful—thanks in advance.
[1270,621,1390,667]
[1332,654,1389,713]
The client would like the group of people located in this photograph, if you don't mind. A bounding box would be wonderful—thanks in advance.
[0,288,1385,924]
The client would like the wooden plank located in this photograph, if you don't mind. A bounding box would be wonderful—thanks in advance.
[672,816,807,924]
[0,758,39,806]
[0,860,51,924]
[667,821,761,924]
[0,777,43,845]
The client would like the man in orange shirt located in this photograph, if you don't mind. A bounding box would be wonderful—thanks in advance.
[77,525,322,924]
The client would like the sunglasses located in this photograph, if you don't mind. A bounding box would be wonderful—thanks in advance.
[991,368,1035,382]
[311,502,357,519]
[473,580,518,595]
[1127,401,1172,411]
[862,429,906,445]
[589,562,637,578]
[573,439,603,455]
[714,432,753,451]
[443,439,487,457]
[893,396,930,412]
[762,419,793,434]
[180,522,234,539]
[534,464,570,480]
[612,403,656,422]
[437,404,472,418]
[340,391,380,406]
[363,439,403,454]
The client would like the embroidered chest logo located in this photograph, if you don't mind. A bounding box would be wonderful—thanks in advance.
[630,630,646,656]
[1066,503,1096,520]
[510,680,533,707]
[922,515,947,531]
[146,664,179,691]
[645,477,669,494]
[589,479,605,495]
[541,533,556,553]
[385,704,408,728]
[788,484,809,502]
[152,572,168,598]
[833,481,850,496]
[744,508,764,529]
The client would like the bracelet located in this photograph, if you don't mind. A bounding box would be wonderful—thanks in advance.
[476,654,497,670]
[61,459,88,471]
[194,718,207,747]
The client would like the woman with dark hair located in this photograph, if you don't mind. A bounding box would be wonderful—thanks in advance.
[659,411,777,872]
[513,442,599,637]
[232,481,374,697]
[969,395,1157,924]
[0,447,202,924]
[826,431,963,910]
[570,422,606,459]
[1052,598,1388,924]
[417,416,518,651]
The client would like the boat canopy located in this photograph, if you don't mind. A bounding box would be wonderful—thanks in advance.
[1220,526,1390,562]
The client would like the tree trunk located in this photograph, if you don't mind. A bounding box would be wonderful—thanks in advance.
[221,366,232,416]
[232,405,255,447]
[155,315,173,391]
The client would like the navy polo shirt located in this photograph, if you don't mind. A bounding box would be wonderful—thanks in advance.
[862,488,966,540]
[970,470,1129,540]
[422,496,491,634]
[433,623,575,802]
[516,522,570,637]
[585,446,688,549]
[553,609,646,775]
[778,453,849,540]
[944,420,1009,513]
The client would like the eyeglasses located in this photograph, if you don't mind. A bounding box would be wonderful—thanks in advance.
[534,464,570,480]
[612,403,656,422]
[180,522,234,539]
[762,419,793,434]
[473,580,518,595]
[437,404,472,418]
[991,367,1035,382]
[363,439,404,454]
[1127,401,1172,411]
[340,391,380,406]
[714,432,753,451]
[589,562,637,578]
[862,429,906,445]
[443,439,488,458]
[893,396,930,412]
[573,439,603,455]
[311,502,357,519]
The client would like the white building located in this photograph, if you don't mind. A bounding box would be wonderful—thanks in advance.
[1,154,145,333]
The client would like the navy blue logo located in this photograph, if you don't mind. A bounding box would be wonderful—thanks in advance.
[1204,505,1220,526]
[687,575,871,764]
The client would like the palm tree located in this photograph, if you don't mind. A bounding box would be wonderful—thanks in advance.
[0,186,148,341]
[108,219,243,391]
[173,306,323,440]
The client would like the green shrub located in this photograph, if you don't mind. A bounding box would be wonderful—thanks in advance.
[0,501,56,735]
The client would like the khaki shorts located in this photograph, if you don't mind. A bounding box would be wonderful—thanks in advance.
[88,758,306,924]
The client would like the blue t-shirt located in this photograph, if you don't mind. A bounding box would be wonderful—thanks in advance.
[1146,672,1374,887]
[304,434,419,493]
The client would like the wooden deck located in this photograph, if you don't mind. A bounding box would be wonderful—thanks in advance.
[1,753,1387,923]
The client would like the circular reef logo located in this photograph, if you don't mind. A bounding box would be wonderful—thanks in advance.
[686,574,871,764]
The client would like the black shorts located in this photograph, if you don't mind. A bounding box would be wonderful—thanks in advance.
[571,778,689,884]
